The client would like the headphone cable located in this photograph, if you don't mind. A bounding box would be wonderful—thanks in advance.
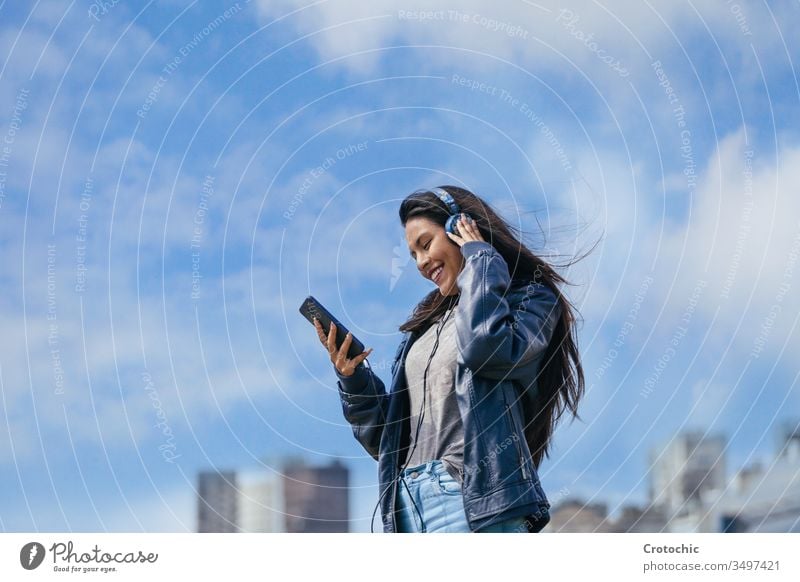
[369,301,456,532]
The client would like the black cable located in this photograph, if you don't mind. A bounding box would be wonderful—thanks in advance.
[369,299,457,532]
[401,307,454,531]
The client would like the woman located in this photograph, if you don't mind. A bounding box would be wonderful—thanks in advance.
[313,185,584,533]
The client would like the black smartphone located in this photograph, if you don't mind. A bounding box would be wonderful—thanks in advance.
[299,296,366,360]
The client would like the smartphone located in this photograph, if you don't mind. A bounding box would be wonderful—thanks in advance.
[299,296,366,360]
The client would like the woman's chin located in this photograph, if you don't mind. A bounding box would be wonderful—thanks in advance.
[437,277,458,296]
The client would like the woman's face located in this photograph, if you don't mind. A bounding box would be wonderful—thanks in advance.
[405,216,464,296]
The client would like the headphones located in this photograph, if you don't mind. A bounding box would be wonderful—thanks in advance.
[415,186,474,237]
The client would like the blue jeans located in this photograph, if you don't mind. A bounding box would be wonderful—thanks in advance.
[395,460,528,533]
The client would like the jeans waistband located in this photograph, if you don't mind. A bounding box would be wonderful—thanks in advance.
[401,459,449,478]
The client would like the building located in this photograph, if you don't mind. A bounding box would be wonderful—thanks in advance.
[238,469,285,532]
[282,458,349,533]
[687,423,800,532]
[197,470,238,533]
[648,431,726,515]
[196,458,349,533]
[644,424,800,532]
[547,499,612,532]
[611,504,669,533]
[549,425,799,533]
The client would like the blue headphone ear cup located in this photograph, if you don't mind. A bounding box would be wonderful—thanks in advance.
[445,215,459,235]
[445,213,474,235]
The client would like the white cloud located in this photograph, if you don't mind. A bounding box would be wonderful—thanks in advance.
[546,124,800,365]
[657,128,800,357]
[252,0,793,80]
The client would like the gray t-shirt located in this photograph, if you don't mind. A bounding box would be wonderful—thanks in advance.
[403,306,464,484]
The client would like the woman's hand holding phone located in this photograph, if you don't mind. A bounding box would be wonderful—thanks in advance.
[313,318,373,377]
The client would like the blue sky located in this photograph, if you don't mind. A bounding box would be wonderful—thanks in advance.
[1,0,799,532]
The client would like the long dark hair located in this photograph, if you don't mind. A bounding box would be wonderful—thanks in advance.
[398,185,585,469]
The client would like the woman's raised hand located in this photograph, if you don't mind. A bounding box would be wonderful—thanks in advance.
[313,318,373,377]
[446,213,485,247]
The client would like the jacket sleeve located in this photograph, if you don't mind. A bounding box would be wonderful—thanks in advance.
[454,240,561,382]
[335,362,388,461]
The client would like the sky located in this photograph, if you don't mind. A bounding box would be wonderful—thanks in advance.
[1,0,799,533]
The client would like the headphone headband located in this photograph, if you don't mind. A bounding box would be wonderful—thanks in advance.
[429,187,461,215]
[411,186,461,214]
[411,186,468,236]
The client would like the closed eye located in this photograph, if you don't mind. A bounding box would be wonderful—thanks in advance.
[410,239,432,258]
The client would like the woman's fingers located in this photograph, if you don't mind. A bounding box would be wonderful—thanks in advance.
[354,348,374,366]
[341,347,373,375]
[313,319,373,374]
[314,319,337,356]
[327,321,337,354]
[458,213,483,242]
[335,330,353,368]
[313,318,326,345]
[314,319,333,352]
[340,330,352,354]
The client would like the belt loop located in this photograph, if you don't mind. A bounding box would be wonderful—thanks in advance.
[425,460,434,474]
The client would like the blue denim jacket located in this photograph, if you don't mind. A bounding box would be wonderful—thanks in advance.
[334,240,561,532]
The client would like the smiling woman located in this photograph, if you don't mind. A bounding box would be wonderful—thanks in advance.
[320,184,586,533]
[405,213,465,296]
